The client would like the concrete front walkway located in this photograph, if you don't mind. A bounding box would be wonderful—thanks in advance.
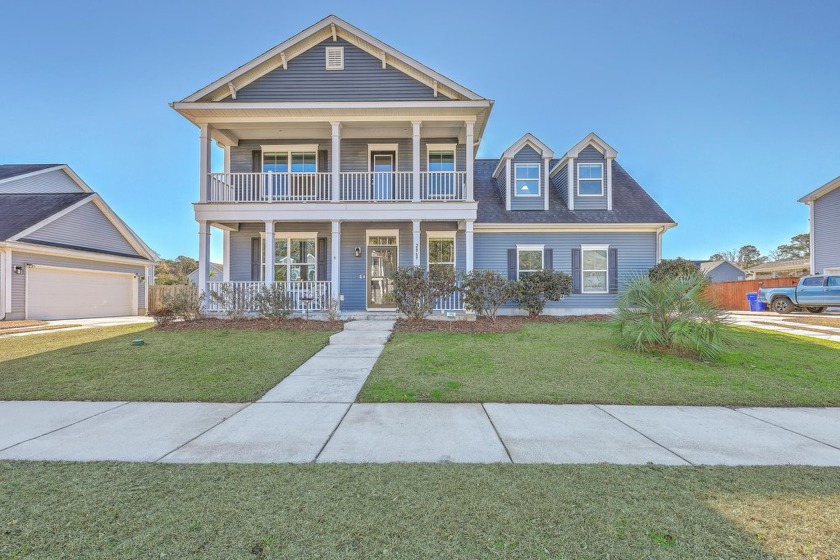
[2,400,839,466]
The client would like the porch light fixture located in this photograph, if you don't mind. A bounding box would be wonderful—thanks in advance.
[13,265,23,275]
[354,247,361,258]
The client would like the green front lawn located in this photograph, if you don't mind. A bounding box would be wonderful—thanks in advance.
[359,322,840,406]
[0,325,332,402]
[2,462,838,559]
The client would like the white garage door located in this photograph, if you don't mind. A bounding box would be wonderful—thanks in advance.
[28,266,137,320]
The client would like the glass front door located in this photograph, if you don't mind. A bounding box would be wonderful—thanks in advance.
[367,246,398,309]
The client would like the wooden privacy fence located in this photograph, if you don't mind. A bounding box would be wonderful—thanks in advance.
[703,277,800,311]
[148,285,198,313]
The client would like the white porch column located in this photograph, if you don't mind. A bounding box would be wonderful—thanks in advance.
[199,124,211,203]
[412,121,421,202]
[412,220,421,266]
[567,157,575,211]
[606,156,614,211]
[504,158,511,211]
[543,157,551,211]
[197,221,211,299]
[465,121,475,201]
[223,145,231,173]
[264,220,275,285]
[331,220,341,302]
[465,220,474,272]
[330,122,341,202]
[222,230,231,282]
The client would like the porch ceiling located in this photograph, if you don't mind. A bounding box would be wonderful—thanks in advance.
[222,120,467,142]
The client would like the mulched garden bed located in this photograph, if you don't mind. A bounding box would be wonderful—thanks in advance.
[154,318,344,332]
[394,314,611,333]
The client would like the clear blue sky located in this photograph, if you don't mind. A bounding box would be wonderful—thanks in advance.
[3,0,838,263]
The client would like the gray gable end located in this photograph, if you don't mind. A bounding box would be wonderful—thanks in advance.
[232,38,442,102]
[0,167,84,194]
[21,200,141,257]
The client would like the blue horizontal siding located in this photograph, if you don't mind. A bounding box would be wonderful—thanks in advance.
[232,38,441,102]
[474,232,657,308]
[550,164,569,207]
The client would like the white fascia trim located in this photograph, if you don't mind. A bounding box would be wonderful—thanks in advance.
[798,175,840,203]
[194,202,478,223]
[172,100,491,112]
[473,223,675,233]
[8,194,95,241]
[493,135,555,179]
[180,15,485,103]
[1,241,156,267]
[549,132,618,176]
[0,165,73,188]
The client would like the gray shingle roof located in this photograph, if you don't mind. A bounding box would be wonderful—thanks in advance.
[0,193,91,240]
[474,159,675,224]
[0,164,62,181]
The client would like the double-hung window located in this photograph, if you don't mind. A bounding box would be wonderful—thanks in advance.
[427,232,456,276]
[517,245,544,279]
[427,145,456,198]
[514,163,540,196]
[577,163,603,196]
[581,245,609,293]
[262,233,318,282]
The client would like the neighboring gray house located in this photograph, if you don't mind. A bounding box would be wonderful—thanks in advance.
[800,176,840,275]
[693,260,745,282]
[187,262,223,285]
[0,164,158,320]
[745,258,810,280]
[177,15,675,315]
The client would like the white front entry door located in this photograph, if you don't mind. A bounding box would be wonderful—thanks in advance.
[27,266,138,320]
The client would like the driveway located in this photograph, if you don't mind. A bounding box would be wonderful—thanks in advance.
[727,311,840,342]
[0,316,153,337]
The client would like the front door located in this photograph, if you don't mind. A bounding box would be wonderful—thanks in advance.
[370,151,395,200]
[367,245,398,309]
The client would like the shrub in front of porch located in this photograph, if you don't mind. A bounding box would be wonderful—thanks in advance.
[511,269,573,316]
[461,270,514,322]
[387,266,456,320]
[253,284,294,321]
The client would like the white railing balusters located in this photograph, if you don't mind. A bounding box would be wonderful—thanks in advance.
[205,281,332,313]
[432,283,466,312]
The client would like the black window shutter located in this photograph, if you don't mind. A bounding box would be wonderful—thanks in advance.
[507,249,517,280]
[251,238,261,281]
[544,248,553,270]
[609,248,618,294]
[317,237,327,281]
[252,150,262,172]
[571,248,581,294]
[318,149,328,173]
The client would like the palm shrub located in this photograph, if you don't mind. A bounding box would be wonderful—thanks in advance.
[613,271,728,360]
[461,269,514,322]
[511,269,572,317]
[387,265,456,320]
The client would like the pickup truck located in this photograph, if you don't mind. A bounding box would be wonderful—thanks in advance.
[758,274,840,314]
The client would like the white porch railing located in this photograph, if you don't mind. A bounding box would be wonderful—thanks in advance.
[208,172,332,202]
[205,281,332,313]
[206,171,469,202]
[433,284,466,312]
[339,171,413,201]
[420,171,467,201]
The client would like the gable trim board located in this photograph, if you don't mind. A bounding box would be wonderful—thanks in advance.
[0,165,94,194]
[181,15,485,104]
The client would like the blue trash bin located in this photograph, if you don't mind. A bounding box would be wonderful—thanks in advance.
[746,292,767,312]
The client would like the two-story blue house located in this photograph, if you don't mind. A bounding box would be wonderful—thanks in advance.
[173,16,675,315]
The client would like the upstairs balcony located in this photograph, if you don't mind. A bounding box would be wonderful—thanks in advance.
[207,171,468,203]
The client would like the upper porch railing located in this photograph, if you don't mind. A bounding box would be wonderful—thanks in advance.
[207,171,468,203]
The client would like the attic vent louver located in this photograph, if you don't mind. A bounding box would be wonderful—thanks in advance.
[325,46,344,70]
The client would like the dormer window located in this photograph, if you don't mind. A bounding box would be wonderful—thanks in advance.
[325,46,344,70]
[577,163,603,196]
[514,163,540,197]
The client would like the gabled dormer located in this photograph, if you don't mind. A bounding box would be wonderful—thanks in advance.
[550,133,618,211]
[492,134,554,211]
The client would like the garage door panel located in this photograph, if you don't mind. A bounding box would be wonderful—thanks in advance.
[28,267,136,320]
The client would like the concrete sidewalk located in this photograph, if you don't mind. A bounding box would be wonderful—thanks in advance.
[2,401,839,466]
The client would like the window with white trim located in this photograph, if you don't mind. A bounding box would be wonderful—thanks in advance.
[262,234,318,281]
[581,245,609,293]
[577,163,603,196]
[427,144,456,197]
[517,245,544,279]
[325,46,344,70]
[515,163,540,196]
[427,233,456,276]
